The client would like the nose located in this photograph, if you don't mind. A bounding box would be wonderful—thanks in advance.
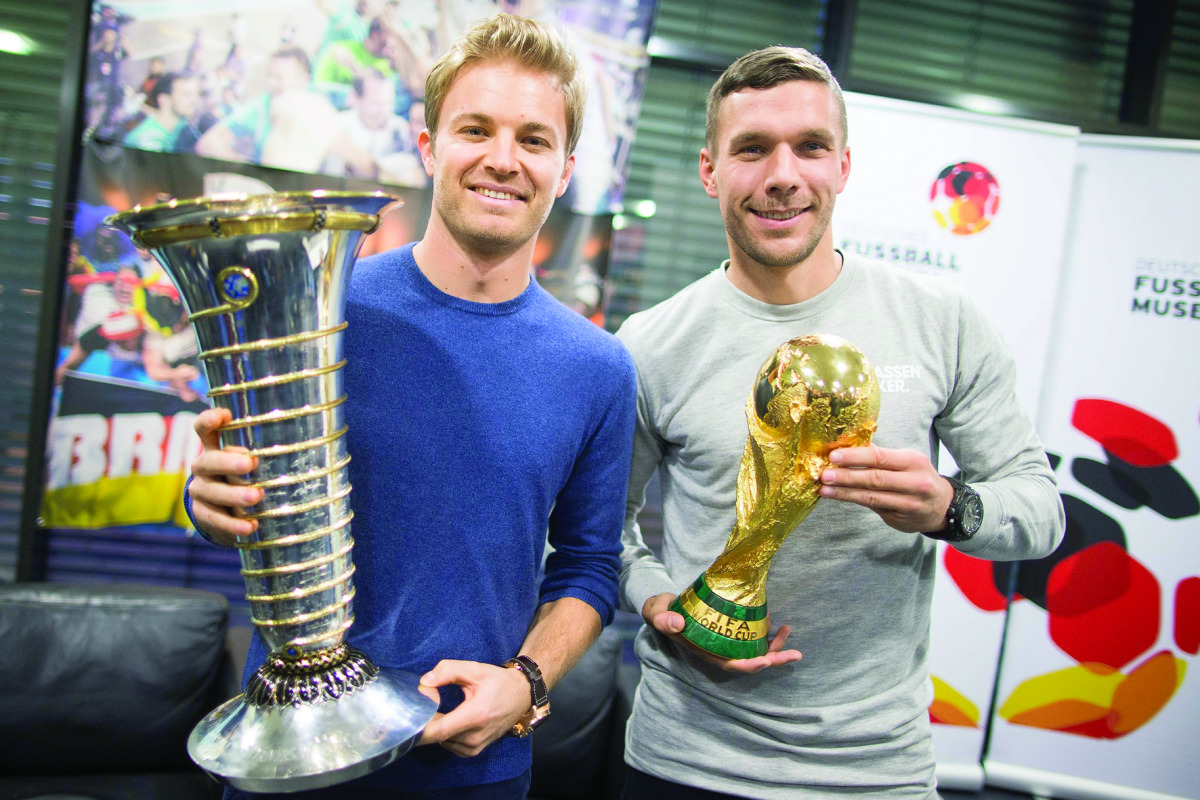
[763,145,801,195]
[483,133,520,175]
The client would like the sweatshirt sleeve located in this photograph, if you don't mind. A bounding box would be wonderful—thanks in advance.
[936,293,1066,561]
[615,327,678,616]
[538,342,638,627]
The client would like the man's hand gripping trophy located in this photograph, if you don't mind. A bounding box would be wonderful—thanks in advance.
[665,333,881,664]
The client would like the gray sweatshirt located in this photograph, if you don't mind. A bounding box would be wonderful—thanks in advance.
[616,253,1064,799]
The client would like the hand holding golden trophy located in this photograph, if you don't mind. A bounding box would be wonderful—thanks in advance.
[670,333,881,659]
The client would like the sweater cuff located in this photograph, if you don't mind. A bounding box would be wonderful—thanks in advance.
[620,562,678,619]
[183,475,218,545]
[538,586,616,628]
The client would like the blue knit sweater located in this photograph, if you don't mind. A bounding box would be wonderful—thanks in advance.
[204,243,636,793]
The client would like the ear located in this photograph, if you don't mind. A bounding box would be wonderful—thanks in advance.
[417,129,435,178]
[699,148,718,199]
[836,146,851,194]
[555,153,575,198]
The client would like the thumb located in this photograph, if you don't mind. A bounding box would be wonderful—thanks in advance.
[419,658,473,690]
[417,682,441,706]
[653,609,685,635]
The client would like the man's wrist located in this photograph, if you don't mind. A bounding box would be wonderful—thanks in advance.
[502,654,550,737]
[923,476,983,542]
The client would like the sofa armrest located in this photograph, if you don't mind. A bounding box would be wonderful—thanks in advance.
[0,582,229,776]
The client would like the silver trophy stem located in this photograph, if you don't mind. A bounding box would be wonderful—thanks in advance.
[108,192,437,792]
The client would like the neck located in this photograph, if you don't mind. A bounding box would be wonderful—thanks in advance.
[412,217,534,303]
[725,239,843,306]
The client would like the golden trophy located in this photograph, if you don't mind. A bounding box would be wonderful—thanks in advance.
[670,334,881,659]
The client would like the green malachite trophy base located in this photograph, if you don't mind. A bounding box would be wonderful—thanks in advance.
[669,574,769,660]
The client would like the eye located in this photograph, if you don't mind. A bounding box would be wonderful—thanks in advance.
[737,144,765,157]
[524,136,550,148]
[461,126,487,137]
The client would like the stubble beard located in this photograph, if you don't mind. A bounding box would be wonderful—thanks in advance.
[432,181,551,259]
[723,200,834,270]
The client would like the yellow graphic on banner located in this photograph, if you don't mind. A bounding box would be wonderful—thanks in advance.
[999,651,1186,738]
[41,472,192,529]
[929,675,980,728]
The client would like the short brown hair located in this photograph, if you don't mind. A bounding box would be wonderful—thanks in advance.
[424,13,587,156]
[705,46,847,152]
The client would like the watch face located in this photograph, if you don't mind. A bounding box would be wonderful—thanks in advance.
[961,494,983,534]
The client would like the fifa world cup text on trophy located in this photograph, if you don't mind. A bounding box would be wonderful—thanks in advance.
[670,334,882,659]
[107,192,437,793]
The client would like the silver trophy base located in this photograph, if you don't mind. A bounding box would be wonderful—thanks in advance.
[188,667,438,793]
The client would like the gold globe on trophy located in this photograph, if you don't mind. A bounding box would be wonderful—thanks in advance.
[670,333,881,659]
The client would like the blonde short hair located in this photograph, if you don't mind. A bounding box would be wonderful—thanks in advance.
[706,46,848,151]
[424,13,587,156]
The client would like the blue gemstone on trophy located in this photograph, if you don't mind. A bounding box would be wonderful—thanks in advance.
[224,271,252,300]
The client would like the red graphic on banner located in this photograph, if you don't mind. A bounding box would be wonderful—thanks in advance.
[943,547,1007,611]
[1177,578,1200,655]
[939,399,1198,738]
[930,162,1000,235]
[1047,542,1159,669]
[1072,398,1177,467]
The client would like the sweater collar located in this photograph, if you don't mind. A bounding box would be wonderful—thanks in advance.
[714,250,857,321]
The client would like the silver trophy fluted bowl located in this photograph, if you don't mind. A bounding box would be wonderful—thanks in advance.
[107,191,436,792]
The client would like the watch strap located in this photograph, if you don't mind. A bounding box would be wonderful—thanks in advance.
[923,476,979,543]
[503,655,550,737]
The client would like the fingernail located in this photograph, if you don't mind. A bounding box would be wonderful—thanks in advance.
[819,486,834,498]
[820,469,835,483]
[243,490,261,505]
[830,450,844,464]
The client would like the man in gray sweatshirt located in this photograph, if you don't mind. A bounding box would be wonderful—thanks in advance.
[615,46,1065,799]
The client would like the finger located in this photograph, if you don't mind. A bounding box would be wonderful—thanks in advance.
[190,473,264,509]
[416,711,447,746]
[193,408,233,451]
[767,624,792,652]
[418,682,441,706]
[827,443,883,467]
[652,609,685,635]
[420,659,481,690]
[641,592,676,625]
[818,484,925,513]
[419,700,490,748]
[191,498,257,541]
[723,648,803,673]
[439,739,481,758]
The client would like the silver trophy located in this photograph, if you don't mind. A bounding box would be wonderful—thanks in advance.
[108,191,437,793]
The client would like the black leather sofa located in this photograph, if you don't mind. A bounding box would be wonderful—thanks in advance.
[0,581,236,800]
[0,580,632,800]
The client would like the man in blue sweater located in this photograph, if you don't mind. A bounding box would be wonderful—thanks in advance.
[186,14,636,799]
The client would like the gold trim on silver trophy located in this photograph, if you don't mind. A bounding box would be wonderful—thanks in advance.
[107,191,437,793]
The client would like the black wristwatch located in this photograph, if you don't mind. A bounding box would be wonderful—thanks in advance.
[923,476,983,543]
[503,654,550,737]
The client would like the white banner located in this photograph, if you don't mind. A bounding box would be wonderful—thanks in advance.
[986,135,1200,800]
[835,93,1081,785]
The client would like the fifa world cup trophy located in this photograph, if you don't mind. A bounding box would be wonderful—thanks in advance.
[107,192,437,792]
[670,334,881,659]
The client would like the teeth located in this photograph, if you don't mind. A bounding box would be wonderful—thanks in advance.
[756,209,802,220]
[476,188,520,201]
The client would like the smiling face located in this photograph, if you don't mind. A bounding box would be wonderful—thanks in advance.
[418,59,574,260]
[701,79,850,274]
